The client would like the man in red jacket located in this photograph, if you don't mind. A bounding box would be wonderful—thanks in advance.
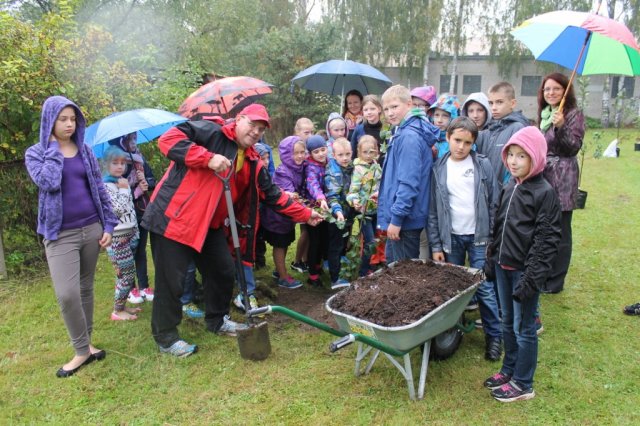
[142,104,322,357]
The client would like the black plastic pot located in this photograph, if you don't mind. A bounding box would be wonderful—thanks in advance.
[576,189,588,209]
[635,143,640,151]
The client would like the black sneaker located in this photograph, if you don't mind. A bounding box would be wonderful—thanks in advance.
[484,337,502,361]
[291,261,309,274]
[483,372,511,389]
[491,381,535,402]
[623,302,640,316]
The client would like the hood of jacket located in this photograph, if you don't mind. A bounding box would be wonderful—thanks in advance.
[461,92,492,128]
[501,126,547,182]
[427,94,461,121]
[487,110,530,132]
[326,112,348,138]
[40,96,87,150]
[278,136,305,174]
[398,108,440,147]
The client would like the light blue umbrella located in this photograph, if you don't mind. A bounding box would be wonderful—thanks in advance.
[290,59,393,96]
[85,108,188,158]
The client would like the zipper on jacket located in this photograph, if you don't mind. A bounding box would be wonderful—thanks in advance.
[498,183,518,265]
[173,191,195,218]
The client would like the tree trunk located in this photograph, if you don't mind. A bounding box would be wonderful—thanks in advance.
[614,76,626,128]
[423,52,430,85]
[601,75,610,128]
[449,0,464,95]
[0,229,7,279]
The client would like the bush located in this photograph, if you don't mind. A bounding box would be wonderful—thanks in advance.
[585,116,601,129]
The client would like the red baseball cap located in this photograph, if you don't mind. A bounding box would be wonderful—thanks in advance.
[238,104,270,128]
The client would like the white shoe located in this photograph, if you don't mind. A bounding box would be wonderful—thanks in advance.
[141,287,154,301]
[127,288,144,304]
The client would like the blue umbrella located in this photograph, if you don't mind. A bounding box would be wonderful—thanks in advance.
[290,59,393,96]
[85,108,188,158]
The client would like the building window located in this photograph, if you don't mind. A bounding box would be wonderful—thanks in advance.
[439,75,458,94]
[521,76,542,96]
[463,75,481,94]
[611,76,635,98]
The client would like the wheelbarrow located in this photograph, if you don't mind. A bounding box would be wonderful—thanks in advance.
[249,261,481,400]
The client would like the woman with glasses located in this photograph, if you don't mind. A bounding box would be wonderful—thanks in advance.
[537,72,585,294]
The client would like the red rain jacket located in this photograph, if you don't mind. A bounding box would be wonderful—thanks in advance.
[141,120,311,260]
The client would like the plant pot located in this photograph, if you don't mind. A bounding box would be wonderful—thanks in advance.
[576,189,588,209]
[635,142,640,152]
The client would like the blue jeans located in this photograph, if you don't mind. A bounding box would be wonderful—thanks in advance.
[238,264,256,295]
[495,266,539,389]
[385,228,422,264]
[446,234,501,339]
[359,216,376,276]
[180,261,197,305]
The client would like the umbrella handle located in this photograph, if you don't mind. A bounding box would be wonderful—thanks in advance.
[558,31,592,115]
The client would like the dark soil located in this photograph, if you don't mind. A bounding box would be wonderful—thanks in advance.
[328,260,480,326]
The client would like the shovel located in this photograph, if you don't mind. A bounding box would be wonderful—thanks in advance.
[215,168,271,361]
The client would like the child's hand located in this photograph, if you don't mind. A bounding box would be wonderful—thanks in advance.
[370,192,378,203]
[319,200,329,212]
[136,170,145,182]
[98,232,112,248]
[117,178,129,189]
[386,224,401,240]
[335,212,345,222]
[139,179,149,192]
[432,252,445,262]
[307,209,324,226]
[352,199,361,210]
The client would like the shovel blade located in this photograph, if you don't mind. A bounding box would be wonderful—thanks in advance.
[237,321,271,361]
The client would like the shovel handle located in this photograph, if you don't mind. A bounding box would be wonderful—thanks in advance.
[330,334,356,352]
[248,306,271,317]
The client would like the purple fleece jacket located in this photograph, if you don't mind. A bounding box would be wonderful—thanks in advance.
[25,96,117,241]
[262,136,305,234]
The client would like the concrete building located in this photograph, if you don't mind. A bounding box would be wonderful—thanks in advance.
[383,55,639,123]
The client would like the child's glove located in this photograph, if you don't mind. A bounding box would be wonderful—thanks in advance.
[512,276,537,303]
[483,245,496,282]
[483,257,496,282]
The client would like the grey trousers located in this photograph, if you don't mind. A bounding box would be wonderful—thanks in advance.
[44,221,103,356]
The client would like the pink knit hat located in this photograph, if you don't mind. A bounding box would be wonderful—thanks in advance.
[410,86,438,107]
[502,126,547,181]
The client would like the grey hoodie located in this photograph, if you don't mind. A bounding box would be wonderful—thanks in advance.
[475,110,530,187]
[461,92,492,130]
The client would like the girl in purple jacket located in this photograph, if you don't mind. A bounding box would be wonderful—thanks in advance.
[303,135,330,286]
[25,96,117,378]
[261,136,307,289]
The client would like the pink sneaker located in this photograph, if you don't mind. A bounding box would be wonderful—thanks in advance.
[127,288,144,304]
[141,287,154,301]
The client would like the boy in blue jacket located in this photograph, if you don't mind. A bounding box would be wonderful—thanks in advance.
[378,85,440,263]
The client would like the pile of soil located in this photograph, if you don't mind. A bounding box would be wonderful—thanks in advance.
[329,260,480,326]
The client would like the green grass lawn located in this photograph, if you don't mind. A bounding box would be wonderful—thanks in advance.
[2,129,640,424]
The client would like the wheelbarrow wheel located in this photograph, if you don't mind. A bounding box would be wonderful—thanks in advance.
[430,313,465,360]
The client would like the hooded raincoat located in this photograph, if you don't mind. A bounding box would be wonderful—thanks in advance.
[377,109,439,231]
[25,96,117,241]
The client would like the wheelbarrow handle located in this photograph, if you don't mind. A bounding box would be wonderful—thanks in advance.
[329,334,356,353]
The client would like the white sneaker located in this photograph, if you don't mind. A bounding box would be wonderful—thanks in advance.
[141,287,154,301]
[127,288,145,304]
[215,315,248,337]
[234,294,259,312]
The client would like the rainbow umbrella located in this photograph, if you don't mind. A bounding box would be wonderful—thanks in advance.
[511,10,640,110]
